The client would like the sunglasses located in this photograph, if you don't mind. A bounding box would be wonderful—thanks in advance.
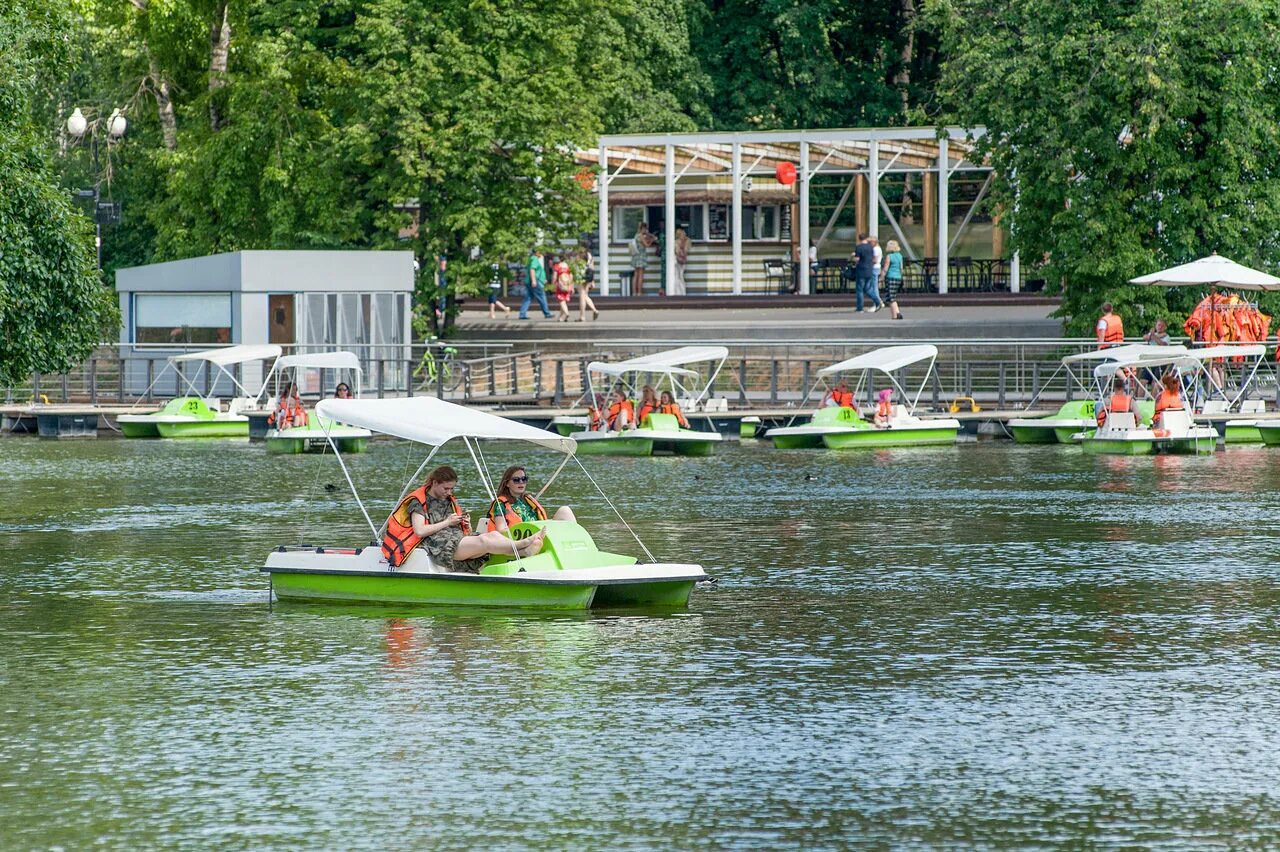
[510,476,528,484]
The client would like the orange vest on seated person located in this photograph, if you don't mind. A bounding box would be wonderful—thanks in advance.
[1097,392,1132,426]
[637,402,656,426]
[1098,313,1125,348]
[268,398,308,428]
[485,493,548,532]
[607,399,634,430]
[1154,389,1183,419]
[381,486,469,568]
[829,389,854,408]
[660,402,689,427]
[588,407,602,431]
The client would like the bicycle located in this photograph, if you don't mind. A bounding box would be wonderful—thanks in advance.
[415,341,465,393]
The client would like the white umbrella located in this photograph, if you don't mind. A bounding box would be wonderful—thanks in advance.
[1129,254,1280,291]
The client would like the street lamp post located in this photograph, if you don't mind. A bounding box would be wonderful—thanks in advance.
[65,106,127,270]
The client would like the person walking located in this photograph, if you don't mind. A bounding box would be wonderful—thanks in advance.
[552,257,575,322]
[852,234,882,313]
[487,262,511,319]
[520,247,553,320]
[578,249,599,321]
[880,239,905,320]
[631,222,655,295]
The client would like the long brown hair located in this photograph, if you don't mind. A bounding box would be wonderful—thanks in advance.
[424,465,459,490]
[640,384,657,404]
[496,465,525,500]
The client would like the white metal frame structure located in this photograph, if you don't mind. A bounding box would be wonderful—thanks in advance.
[587,127,1010,297]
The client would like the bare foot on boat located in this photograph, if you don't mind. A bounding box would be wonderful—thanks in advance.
[516,529,546,557]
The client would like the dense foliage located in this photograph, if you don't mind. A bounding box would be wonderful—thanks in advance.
[1,2,118,385]
[8,0,1280,362]
[932,0,1280,334]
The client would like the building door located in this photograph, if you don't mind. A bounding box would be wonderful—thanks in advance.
[269,294,295,345]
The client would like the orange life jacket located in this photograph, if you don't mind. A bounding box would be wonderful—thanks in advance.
[1098,313,1125,347]
[588,407,602,431]
[607,399,634,430]
[829,389,854,408]
[1154,389,1183,419]
[268,397,308,428]
[381,486,469,568]
[1097,392,1131,426]
[636,401,656,426]
[485,493,548,532]
[659,402,689,427]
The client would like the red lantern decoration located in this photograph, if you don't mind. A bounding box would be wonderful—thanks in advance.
[775,162,797,185]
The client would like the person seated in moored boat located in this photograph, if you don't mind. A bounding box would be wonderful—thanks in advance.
[268,382,308,428]
[485,465,577,532]
[605,387,635,431]
[822,380,855,408]
[872,388,895,428]
[382,465,545,571]
[1153,371,1184,428]
[1097,376,1133,427]
[636,385,659,427]
[333,382,353,399]
[658,390,691,429]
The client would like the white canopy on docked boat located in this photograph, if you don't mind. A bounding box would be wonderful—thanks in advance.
[1061,343,1187,364]
[1094,354,1204,378]
[259,350,364,401]
[1183,343,1267,360]
[819,344,938,376]
[1129,254,1280,291]
[316,397,575,453]
[587,346,729,379]
[171,344,283,366]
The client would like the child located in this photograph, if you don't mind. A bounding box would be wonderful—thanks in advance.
[553,258,575,322]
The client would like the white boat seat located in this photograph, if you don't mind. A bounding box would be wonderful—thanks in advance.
[1241,399,1266,414]
[1105,411,1137,430]
[1201,400,1229,414]
[702,397,728,413]
[1157,408,1192,431]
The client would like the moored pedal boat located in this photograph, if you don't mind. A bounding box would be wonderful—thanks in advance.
[258,351,372,453]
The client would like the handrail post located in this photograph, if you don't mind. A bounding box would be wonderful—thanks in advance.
[770,358,779,403]
[33,372,41,402]
[118,354,126,404]
[436,343,444,400]
[488,358,496,398]
[554,359,564,406]
[407,357,415,398]
[145,360,154,403]
[800,360,810,405]
[377,359,385,399]
[89,359,98,404]
[61,373,69,402]
[998,362,1007,409]
[738,358,748,404]
[1031,362,1040,406]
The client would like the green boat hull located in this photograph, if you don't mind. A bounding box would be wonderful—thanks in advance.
[771,433,825,449]
[573,437,655,456]
[592,580,696,608]
[271,570,600,609]
[155,419,249,438]
[1082,438,1153,455]
[822,426,958,449]
[1055,426,1094,444]
[656,438,716,457]
[1225,424,1263,444]
[554,421,578,437]
[266,435,369,455]
[118,420,161,438]
[1259,427,1280,446]
[1008,424,1058,444]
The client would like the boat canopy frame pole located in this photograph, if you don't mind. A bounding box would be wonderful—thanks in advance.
[571,455,657,563]
[322,421,379,540]
[463,437,526,567]
[128,359,179,408]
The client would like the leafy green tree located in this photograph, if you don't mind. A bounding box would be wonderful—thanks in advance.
[1,2,118,386]
[932,0,1280,334]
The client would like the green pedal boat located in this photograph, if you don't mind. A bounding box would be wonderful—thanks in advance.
[259,350,371,453]
[1007,400,1097,444]
[118,344,282,439]
[265,418,371,454]
[261,396,707,609]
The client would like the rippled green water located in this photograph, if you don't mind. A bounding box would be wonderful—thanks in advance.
[4,436,1280,848]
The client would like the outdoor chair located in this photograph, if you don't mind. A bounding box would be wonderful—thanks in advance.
[763,259,790,294]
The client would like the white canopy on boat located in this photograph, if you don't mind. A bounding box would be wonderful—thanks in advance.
[316,397,575,453]
[819,344,938,376]
[1129,254,1280,291]
[171,344,282,366]
[587,346,729,379]
[1094,354,1203,378]
[275,351,362,372]
[1061,343,1187,364]
[1185,343,1267,360]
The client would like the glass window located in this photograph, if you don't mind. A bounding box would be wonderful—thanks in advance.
[612,207,647,242]
[740,205,757,240]
[676,205,705,241]
[759,206,779,240]
[133,293,232,345]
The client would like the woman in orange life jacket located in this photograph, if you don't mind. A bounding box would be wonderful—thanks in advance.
[381,465,546,571]
[872,387,894,428]
[657,390,691,428]
[636,385,658,427]
[268,382,308,428]
[605,387,635,431]
[1152,371,1184,428]
[485,465,577,533]
[822,379,855,408]
[1096,376,1133,427]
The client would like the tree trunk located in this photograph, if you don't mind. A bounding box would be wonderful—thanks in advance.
[150,56,178,151]
[896,0,916,224]
[209,0,230,131]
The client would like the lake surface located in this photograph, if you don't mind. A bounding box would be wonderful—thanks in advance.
[4,436,1280,848]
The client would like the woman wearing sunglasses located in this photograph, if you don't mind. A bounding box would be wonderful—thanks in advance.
[485,465,577,533]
